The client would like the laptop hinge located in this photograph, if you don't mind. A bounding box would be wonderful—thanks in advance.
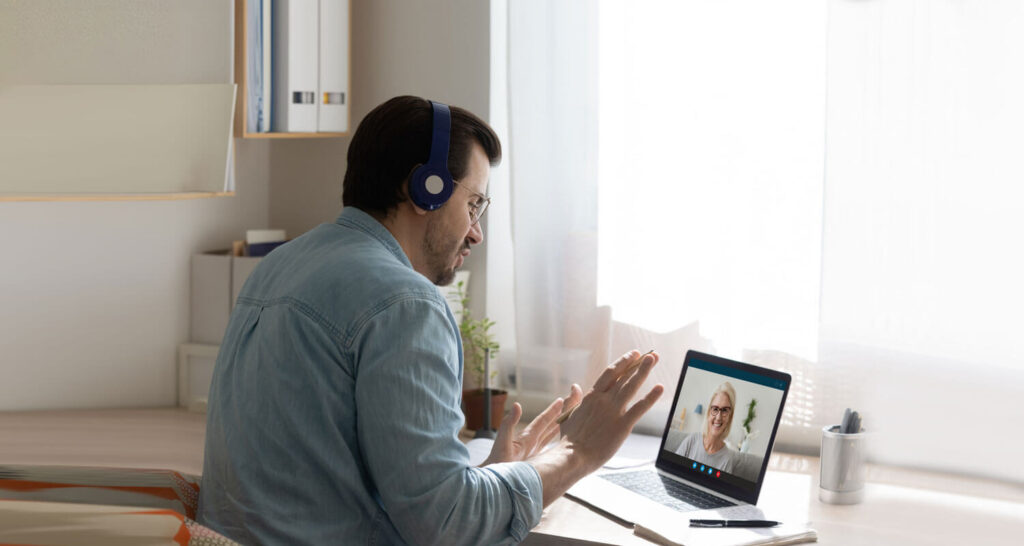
[655,467,745,505]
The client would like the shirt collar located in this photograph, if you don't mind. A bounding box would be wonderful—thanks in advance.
[335,207,413,269]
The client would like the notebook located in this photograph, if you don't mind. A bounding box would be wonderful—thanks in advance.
[567,350,816,545]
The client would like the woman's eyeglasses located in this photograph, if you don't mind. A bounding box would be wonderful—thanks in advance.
[709,406,732,417]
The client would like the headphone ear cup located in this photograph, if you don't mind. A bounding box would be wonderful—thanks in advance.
[409,100,454,211]
[409,163,454,210]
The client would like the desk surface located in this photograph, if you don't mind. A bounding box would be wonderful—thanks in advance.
[1,408,1021,545]
[529,446,1024,546]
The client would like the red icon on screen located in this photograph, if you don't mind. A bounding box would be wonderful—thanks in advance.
[716,471,721,478]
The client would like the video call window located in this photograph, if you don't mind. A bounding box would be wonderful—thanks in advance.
[660,358,787,491]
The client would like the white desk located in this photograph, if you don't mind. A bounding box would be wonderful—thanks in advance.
[1,410,1021,545]
[528,449,1024,545]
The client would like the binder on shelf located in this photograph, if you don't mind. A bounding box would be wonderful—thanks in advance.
[272,0,318,132]
[245,0,260,132]
[318,0,349,132]
[260,0,272,132]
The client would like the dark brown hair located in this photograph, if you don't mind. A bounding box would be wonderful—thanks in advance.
[342,95,501,216]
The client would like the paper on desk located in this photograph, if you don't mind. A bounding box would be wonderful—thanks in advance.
[634,522,818,546]
[634,505,816,546]
[465,438,494,466]
[630,494,817,545]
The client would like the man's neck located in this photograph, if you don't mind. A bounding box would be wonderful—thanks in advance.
[375,205,429,277]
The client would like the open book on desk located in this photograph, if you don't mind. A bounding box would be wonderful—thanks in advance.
[634,520,817,546]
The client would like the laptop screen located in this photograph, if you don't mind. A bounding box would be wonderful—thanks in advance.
[655,350,791,505]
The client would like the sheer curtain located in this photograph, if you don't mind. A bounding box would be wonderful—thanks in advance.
[505,0,603,403]
[503,0,1023,481]
[820,0,1024,480]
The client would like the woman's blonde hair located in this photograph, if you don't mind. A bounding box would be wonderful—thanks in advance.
[703,382,737,440]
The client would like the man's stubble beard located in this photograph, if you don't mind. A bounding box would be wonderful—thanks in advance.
[423,216,465,286]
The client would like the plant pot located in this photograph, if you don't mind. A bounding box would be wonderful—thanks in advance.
[462,388,507,431]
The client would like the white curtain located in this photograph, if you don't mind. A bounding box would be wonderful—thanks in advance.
[506,0,604,400]
[820,0,1024,480]
[504,0,1024,481]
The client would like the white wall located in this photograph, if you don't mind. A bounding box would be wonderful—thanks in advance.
[0,1,271,410]
[268,0,494,326]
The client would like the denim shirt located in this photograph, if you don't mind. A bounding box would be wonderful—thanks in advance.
[198,207,542,545]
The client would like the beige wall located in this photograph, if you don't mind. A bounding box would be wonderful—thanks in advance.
[0,0,494,409]
[0,1,270,410]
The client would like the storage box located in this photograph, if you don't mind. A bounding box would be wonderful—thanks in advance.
[177,343,220,412]
[190,251,262,344]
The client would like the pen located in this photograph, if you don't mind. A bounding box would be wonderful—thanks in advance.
[689,519,780,528]
[555,350,654,425]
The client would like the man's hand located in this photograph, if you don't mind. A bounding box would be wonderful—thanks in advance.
[481,387,583,466]
[528,349,664,506]
[558,350,664,472]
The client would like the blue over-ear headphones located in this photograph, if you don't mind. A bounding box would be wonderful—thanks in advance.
[408,101,454,210]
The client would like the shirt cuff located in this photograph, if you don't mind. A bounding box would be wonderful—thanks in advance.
[482,461,544,542]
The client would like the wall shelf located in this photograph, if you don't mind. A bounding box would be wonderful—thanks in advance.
[0,192,235,203]
[0,83,236,195]
[241,131,346,139]
[233,0,351,139]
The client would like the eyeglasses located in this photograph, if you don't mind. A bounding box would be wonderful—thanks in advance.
[709,406,732,417]
[453,180,491,225]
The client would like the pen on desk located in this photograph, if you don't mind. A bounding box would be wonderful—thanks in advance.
[689,519,780,528]
[555,350,654,425]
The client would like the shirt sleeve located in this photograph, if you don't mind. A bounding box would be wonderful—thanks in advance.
[351,293,543,545]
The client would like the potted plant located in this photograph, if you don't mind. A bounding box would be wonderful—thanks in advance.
[455,280,506,430]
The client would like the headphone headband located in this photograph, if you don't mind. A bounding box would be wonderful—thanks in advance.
[427,102,451,171]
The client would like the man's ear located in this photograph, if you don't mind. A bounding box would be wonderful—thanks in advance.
[410,201,430,216]
[398,191,430,216]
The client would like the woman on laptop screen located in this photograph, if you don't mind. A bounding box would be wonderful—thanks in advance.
[672,382,746,475]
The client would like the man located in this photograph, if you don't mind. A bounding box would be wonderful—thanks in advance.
[198,95,664,545]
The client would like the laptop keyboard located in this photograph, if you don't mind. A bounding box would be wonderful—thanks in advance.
[600,470,737,512]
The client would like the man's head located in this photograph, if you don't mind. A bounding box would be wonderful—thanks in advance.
[342,96,501,285]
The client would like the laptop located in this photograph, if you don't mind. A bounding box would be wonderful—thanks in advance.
[567,350,791,525]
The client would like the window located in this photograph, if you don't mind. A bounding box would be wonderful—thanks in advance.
[506,0,1023,479]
